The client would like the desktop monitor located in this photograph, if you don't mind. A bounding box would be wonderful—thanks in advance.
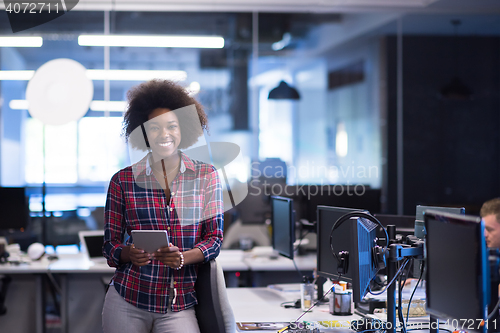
[317,206,378,302]
[0,187,29,231]
[415,205,465,238]
[271,196,295,260]
[414,205,465,277]
[425,210,489,325]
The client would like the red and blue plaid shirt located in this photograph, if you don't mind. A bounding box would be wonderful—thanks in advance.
[103,151,224,313]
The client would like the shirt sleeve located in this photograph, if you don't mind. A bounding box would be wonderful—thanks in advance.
[196,166,224,262]
[103,172,127,267]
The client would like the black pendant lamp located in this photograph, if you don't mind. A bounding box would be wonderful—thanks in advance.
[268,81,300,100]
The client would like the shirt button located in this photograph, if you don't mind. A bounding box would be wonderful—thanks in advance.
[169,208,173,212]
[171,192,175,196]
[167,227,171,231]
[173,281,177,285]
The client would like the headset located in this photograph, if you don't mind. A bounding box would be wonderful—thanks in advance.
[329,211,388,275]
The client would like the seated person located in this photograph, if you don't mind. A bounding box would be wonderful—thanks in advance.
[481,198,500,250]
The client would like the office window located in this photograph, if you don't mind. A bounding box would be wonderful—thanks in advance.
[259,96,294,165]
[78,117,127,183]
[25,118,78,184]
[25,116,128,184]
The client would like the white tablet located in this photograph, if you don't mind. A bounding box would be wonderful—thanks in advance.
[131,230,170,253]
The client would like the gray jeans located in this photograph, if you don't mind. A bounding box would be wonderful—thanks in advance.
[102,286,200,333]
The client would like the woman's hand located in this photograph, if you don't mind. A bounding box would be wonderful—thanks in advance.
[153,243,183,269]
[123,244,151,267]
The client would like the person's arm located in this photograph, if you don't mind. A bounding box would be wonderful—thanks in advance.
[103,173,150,267]
[194,166,224,262]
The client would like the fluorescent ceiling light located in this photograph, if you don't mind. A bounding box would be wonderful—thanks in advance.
[78,35,224,48]
[0,70,35,80]
[9,99,30,110]
[0,37,43,47]
[0,70,186,81]
[10,99,128,113]
[86,70,187,81]
[90,101,127,112]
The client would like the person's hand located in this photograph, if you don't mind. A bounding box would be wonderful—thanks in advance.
[153,243,182,269]
[129,244,151,267]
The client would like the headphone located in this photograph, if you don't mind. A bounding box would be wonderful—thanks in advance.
[329,211,388,275]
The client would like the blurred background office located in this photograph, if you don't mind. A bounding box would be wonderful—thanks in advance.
[0,0,499,249]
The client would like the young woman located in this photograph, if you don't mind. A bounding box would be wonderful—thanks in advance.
[102,79,223,333]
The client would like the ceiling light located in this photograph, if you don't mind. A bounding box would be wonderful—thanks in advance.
[0,70,35,80]
[86,70,187,81]
[268,81,300,100]
[0,69,187,81]
[0,37,42,47]
[9,99,30,110]
[90,101,127,112]
[78,35,224,49]
[10,99,128,112]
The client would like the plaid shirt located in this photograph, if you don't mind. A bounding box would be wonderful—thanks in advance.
[103,151,224,313]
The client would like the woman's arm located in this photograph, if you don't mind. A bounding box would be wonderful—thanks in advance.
[104,174,152,267]
[195,166,224,262]
[103,174,127,267]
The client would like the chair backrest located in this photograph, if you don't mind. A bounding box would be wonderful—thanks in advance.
[195,259,236,333]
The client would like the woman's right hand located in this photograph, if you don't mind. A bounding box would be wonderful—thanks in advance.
[121,245,151,266]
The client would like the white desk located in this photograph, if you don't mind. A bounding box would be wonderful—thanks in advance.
[242,247,317,286]
[227,287,358,332]
[243,253,316,271]
[0,257,51,333]
[47,253,114,333]
[0,249,319,333]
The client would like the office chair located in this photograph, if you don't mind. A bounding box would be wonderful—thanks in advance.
[195,259,236,333]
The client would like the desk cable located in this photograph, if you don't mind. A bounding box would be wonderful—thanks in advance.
[405,260,424,328]
[278,278,335,333]
[292,259,303,280]
[46,271,62,295]
[368,258,410,296]
[397,258,413,333]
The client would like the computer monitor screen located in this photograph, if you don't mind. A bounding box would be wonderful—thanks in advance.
[0,187,29,231]
[317,206,377,302]
[425,210,489,322]
[271,196,295,260]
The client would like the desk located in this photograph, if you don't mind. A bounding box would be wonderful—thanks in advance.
[0,257,50,333]
[48,254,115,333]
[0,249,319,333]
[227,287,358,332]
[217,249,249,287]
[243,249,317,286]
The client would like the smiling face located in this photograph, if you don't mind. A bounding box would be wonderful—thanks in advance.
[145,108,181,160]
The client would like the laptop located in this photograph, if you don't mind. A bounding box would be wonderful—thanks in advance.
[78,230,107,265]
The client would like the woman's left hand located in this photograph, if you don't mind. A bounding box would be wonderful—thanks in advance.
[153,243,183,269]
